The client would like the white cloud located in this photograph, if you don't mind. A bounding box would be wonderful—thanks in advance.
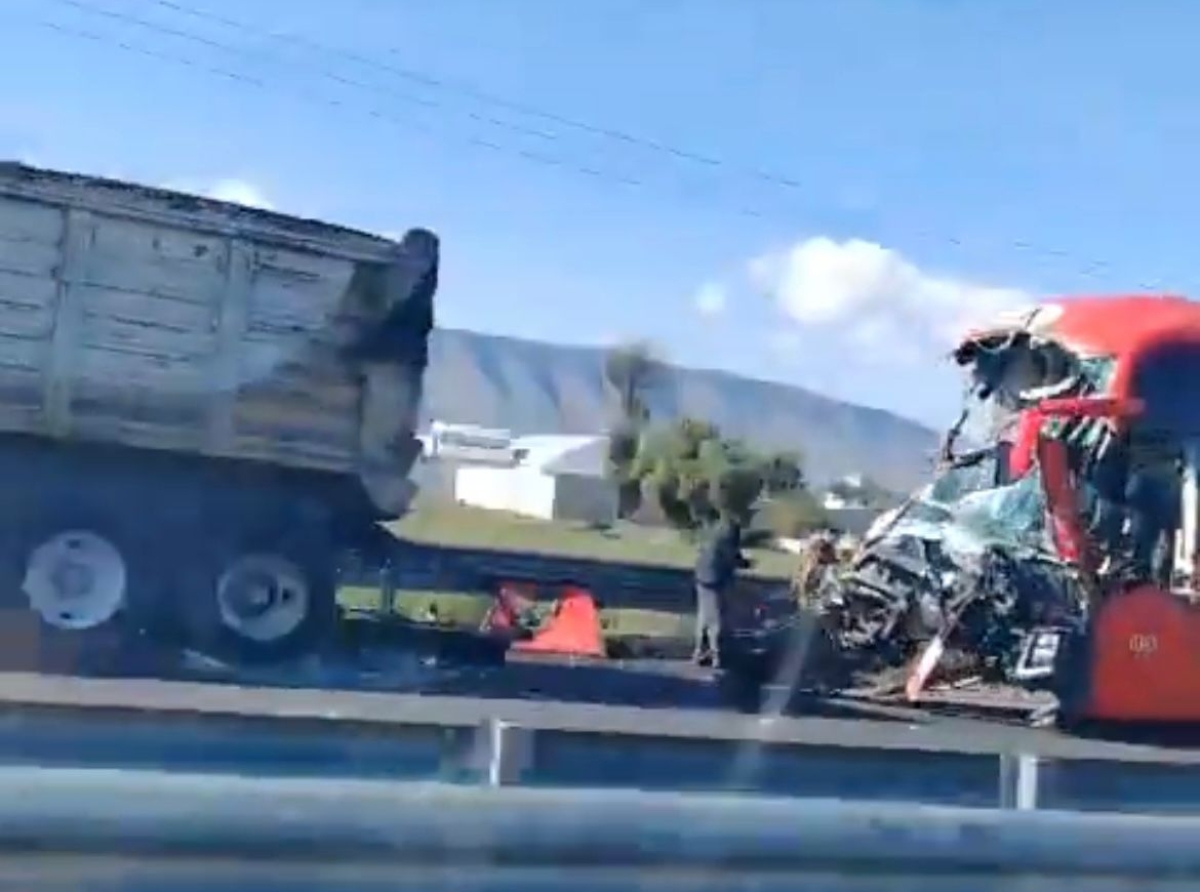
[693,281,726,317]
[202,178,274,210]
[163,177,275,210]
[750,236,1035,356]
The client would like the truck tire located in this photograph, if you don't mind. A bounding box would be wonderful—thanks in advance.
[11,508,152,636]
[180,523,338,664]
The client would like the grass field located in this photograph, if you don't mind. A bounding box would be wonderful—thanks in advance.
[386,502,799,579]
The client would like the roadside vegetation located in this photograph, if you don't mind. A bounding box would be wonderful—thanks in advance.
[350,340,874,642]
[387,502,798,578]
[367,502,793,641]
[603,340,833,540]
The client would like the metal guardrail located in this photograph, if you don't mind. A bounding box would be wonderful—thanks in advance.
[5,681,1200,816]
[434,717,1199,816]
[3,766,1200,889]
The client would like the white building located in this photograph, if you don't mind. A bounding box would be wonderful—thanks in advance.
[453,433,618,524]
[421,421,517,466]
[821,472,871,510]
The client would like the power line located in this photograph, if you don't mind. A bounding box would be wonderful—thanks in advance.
[37,0,799,219]
[42,0,781,217]
[11,2,1174,288]
[50,0,566,145]
[31,9,665,198]
[63,0,792,201]
[137,0,1171,287]
[149,0,806,191]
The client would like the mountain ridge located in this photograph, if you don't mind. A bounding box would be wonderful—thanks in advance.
[421,327,939,492]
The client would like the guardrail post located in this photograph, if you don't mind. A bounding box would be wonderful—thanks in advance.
[476,718,533,786]
[998,752,1039,810]
[378,564,396,615]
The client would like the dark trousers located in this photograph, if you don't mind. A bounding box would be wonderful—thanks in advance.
[693,582,725,665]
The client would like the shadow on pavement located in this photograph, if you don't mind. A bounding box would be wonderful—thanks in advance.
[0,610,932,725]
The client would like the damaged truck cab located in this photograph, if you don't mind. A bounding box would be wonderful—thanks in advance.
[1011,297,1200,723]
[748,296,1200,726]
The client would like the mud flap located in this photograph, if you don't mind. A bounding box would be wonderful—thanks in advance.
[357,361,424,515]
[343,228,439,517]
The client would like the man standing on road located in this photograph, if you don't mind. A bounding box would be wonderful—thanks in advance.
[692,516,751,668]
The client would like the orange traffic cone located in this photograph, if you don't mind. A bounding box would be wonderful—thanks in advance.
[513,585,605,658]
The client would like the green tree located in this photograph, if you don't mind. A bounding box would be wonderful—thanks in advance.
[761,450,805,495]
[603,341,664,424]
[759,490,830,538]
[604,341,666,519]
[713,462,766,524]
[632,418,708,530]
[607,421,644,518]
[629,418,788,531]
[612,409,815,534]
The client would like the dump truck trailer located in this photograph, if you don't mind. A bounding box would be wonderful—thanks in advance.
[0,164,438,662]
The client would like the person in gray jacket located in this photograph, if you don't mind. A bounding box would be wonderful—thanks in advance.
[692,517,752,667]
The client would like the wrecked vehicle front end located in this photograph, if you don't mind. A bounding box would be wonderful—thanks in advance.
[723,317,1112,705]
[815,462,1088,695]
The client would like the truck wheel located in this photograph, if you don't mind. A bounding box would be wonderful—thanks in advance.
[21,528,130,632]
[183,529,337,664]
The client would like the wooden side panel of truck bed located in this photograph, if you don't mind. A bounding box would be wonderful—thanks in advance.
[0,165,431,499]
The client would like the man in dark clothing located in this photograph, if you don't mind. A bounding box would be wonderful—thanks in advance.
[692,517,751,667]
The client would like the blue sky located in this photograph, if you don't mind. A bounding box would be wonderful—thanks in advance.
[1,0,1196,428]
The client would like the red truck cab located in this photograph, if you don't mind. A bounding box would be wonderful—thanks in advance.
[963,296,1200,723]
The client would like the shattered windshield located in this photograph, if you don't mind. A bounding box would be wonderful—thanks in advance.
[950,470,1048,550]
[899,351,1116,552]
[940,354,1114,549]
[957,386,1022,451]
[901,463,1048,554]
[889,469,1049,565]
[927,381,1018,505]
[895,379,1049,553]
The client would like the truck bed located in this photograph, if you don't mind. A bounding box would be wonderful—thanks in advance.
[0,163,435,513]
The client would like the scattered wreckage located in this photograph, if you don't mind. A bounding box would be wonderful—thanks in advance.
[726,297,1200,726]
